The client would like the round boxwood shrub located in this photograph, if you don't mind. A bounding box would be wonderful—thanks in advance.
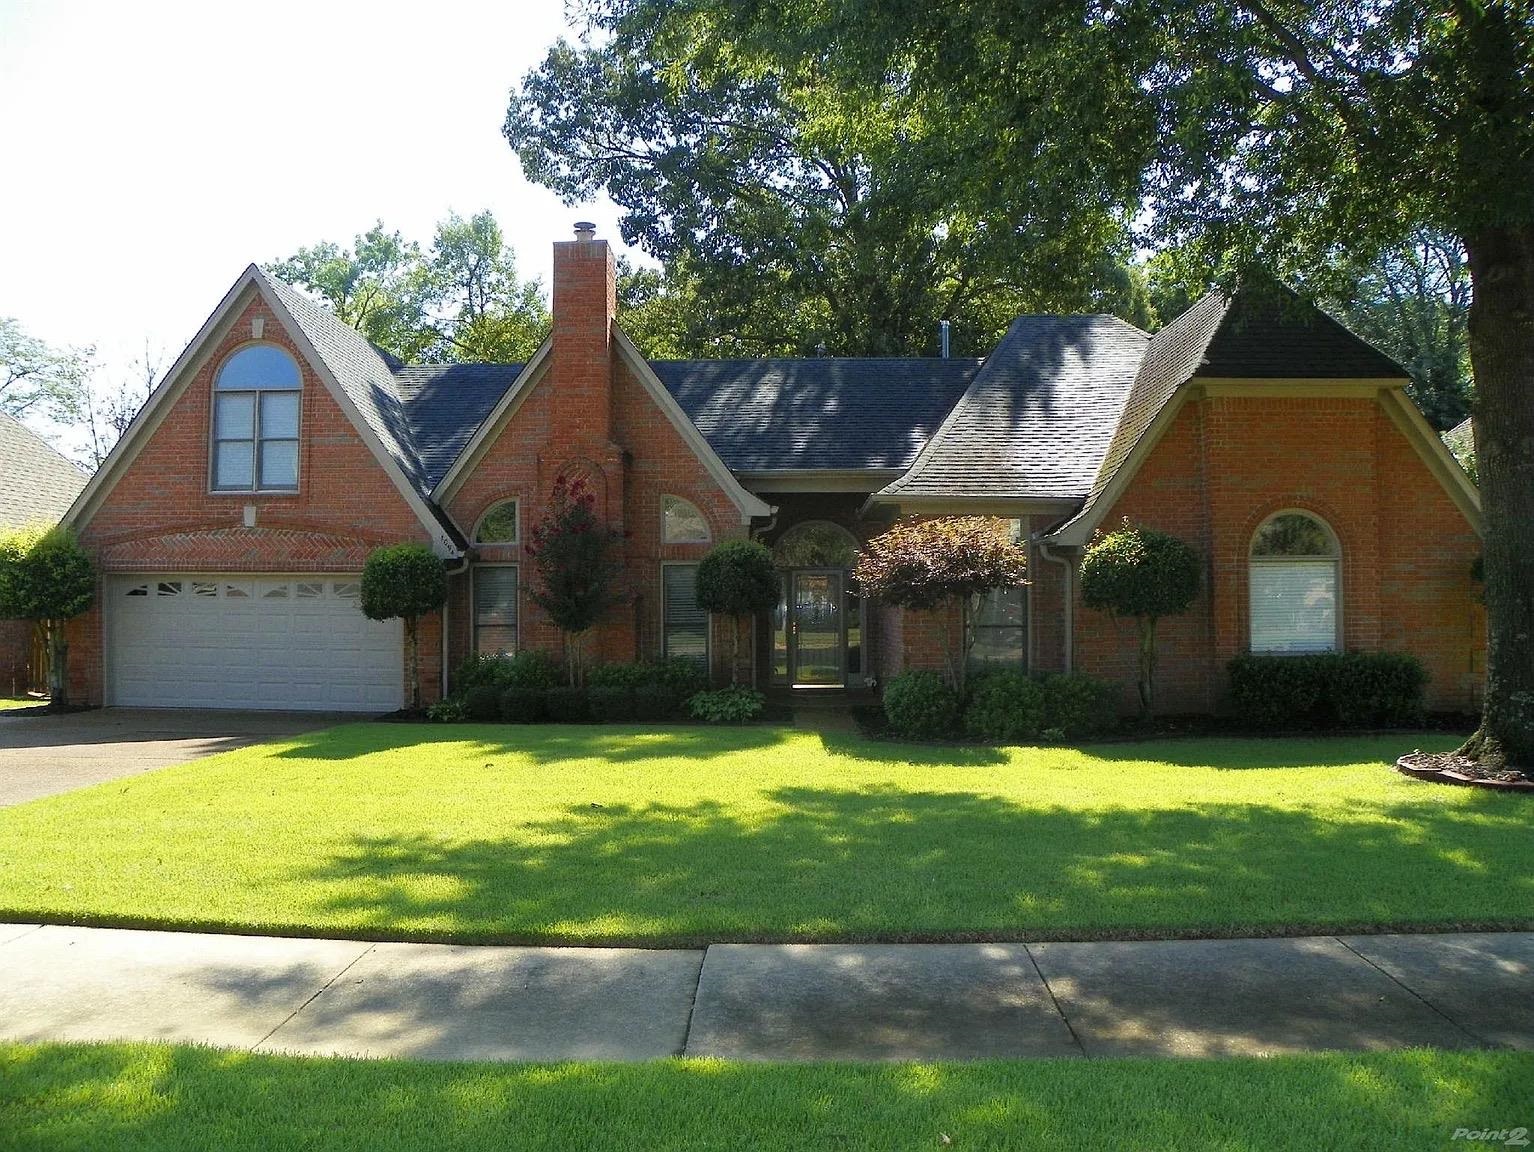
[883,670,960,739]
[462,684,503,722]
[963,670,1046,741]
[498,686,548,723]
[543,685,592,722]
[587,684,638,721]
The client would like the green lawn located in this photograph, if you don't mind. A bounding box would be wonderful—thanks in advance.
[0,694,44,710]
[4,1042,1528,1151]
[0,724,1528,944]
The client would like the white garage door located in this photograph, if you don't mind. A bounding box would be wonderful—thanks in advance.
[107,575,403,711]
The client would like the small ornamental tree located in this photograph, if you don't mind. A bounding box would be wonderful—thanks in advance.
[854,517,1028,693]
[0,525,95,707]
[526,476,622,685]
[696,539,779,685]
[360,543,447,712]
[1079,521,1201,719]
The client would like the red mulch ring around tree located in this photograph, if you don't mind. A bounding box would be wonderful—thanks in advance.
[1396,751,1534,792]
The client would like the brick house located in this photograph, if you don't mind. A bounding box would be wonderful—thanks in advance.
[60,227,1483,713]
[0,412,89,693]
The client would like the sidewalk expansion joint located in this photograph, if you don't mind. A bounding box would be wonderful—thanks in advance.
[1023,943,1087,1057]
[251,943,377,1051]
[677,946,708,1056]
[1331,935,1495,1049]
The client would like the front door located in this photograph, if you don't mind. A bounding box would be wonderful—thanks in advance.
[791,570,844,687]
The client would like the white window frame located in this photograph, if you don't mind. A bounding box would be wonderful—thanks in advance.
[1248,510,1343,654]
[473,499,520,545]
[471,563,519,656]
[660,560,710,666]
[662,495,712,544]
[209,343,303,494]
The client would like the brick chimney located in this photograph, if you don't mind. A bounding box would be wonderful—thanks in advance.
[550,221,617,448]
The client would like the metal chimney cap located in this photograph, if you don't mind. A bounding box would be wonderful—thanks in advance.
[573,221,597,240]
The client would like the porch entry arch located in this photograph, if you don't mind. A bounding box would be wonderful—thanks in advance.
[770,520,864,688]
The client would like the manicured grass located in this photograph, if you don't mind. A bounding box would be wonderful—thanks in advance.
[0,724,1527,944]
[0,694,44,710]
[3,1042,1529,1151]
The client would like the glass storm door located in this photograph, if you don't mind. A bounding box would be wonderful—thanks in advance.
[791,571,844,686]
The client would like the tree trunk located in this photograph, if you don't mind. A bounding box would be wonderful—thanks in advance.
[404,615,419,712]
[46,619,68,709]
[1137,616,1156,720]
[1459,227,1534,771]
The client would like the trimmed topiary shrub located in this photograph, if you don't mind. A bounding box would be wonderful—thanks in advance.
[543,685,592,722]
[1227,651,1428,729]
[688,686,766,723]
[498,687,548,723]
[361,543,447,712]
[883,670,961,739]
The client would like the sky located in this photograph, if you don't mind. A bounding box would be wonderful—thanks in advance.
[0,0,636,445]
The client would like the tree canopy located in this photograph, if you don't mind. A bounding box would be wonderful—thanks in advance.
[506,20,1151,356]
[0,318,93,427]
[602,0,1533,766]
[268,212,551,365]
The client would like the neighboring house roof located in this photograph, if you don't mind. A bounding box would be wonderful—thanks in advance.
[0,411,88,530]
[873,315,1148,503]
[1046,287,1411,543]
[651,357,981,472]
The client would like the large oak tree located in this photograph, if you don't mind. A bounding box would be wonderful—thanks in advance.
[594,0,1533,769]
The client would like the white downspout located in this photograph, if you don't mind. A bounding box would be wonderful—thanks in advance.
[1038,543,1073,674]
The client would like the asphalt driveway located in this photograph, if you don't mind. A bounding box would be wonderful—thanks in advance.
[0,708,350,807]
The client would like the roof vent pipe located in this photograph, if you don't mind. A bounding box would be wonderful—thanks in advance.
[940,319,951,359]
[573,220,596,241]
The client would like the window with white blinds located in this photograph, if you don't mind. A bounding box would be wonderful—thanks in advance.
[1249,511,1339,653]
[473,565,518,656]
[662,564,708,666]
[1250,561,1337,652]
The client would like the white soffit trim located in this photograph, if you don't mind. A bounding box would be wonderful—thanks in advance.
[612,325,772,521]
[431,337,552,504]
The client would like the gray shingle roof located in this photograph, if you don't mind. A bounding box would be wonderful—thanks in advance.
[878,316,1149,500]
[651,358,981,471]
[260,269,429,492]
[1049,286,1410,539]
[0,412,88,529]
[392,364,524,491]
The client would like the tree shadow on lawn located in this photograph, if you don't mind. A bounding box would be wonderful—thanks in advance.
[294,783,1531,945]
[1067,732,1472,770]
[270,724,1012,768]
[7,1043,1529,1152]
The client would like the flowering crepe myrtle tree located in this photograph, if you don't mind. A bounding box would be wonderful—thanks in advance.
[854,517,1028,693]
[526,475,622,686]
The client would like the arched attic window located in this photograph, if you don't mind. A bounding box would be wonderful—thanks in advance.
[475,500,519,544]
[1249,511,1341,653]
[662,495,711,544]
[212,344,302,491]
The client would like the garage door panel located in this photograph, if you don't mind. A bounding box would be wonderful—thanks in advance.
[107,574,404,712]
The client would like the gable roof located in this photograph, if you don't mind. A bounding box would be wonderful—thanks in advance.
[393,363,524,491]
[0,412,88,529]
[872,315,1148,504]
[1045,287,1414,544]
[651,357,980,472]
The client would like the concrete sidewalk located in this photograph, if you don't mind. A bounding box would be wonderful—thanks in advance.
[1,924,1529,1062]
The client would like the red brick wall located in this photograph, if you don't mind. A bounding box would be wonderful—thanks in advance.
[444,264,747,685]
[0,620,37,696]
[69,292,442,706]
[1069,393,1482,713]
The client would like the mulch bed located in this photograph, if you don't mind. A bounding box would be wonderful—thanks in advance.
[1396,751,1534,792]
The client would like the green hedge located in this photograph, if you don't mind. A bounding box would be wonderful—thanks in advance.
[1227,651,1427,729]
[962,671,1117,742]
[882,671,961,739]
